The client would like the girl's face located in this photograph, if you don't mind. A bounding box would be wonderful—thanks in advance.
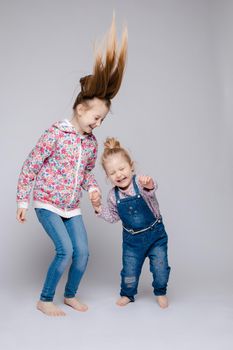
[74,97,109,134]
[104,153,134,190]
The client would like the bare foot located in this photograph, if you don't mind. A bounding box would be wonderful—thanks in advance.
[64,297,88,312]
[37,300,66,316]
[156,295,169,309]
[116,296,131,306]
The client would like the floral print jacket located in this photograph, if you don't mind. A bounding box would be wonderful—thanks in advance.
[17,120,99,217]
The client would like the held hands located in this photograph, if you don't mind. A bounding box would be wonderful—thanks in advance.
[138,176,155,190]
[16,208,27,223]
[89,190,102,213]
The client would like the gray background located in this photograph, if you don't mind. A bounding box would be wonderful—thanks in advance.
[1,1,232,349]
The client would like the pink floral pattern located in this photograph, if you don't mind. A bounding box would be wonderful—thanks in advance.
[17,120,99,211]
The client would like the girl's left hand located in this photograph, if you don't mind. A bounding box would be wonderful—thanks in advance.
[138,176,155,190]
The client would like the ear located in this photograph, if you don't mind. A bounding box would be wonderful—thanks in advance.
[75,103,85,117]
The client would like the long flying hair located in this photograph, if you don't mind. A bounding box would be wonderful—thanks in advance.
[73,15,128,110]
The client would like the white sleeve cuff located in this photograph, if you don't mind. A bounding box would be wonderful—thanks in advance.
[88,187,101,193]
[17,202,29,209]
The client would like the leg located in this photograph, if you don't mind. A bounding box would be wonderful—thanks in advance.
[35,209,73,316]
[119,240,145,305]
[148,234,171,308]
[63,215,89,311]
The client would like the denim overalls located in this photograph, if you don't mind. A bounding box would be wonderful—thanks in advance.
[115,175,170,301]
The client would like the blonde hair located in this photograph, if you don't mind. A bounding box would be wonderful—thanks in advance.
[73,15,128,110]
[101,137,134,173]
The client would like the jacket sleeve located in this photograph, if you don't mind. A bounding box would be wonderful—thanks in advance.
[81,138,99,192]
[16,127,57,208]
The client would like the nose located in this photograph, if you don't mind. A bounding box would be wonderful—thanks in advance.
[116,171,122,179]
[96,119,101,127]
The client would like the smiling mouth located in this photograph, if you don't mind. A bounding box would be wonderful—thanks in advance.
[117,177,131,190]
[117,177,127,183]
[86,125,94,133]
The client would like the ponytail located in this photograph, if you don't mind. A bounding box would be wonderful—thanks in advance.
[73,15,128,110]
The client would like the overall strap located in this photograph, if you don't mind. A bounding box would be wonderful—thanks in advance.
[132,175,140,195]
[115,175,139,203]
[114,186,120,202]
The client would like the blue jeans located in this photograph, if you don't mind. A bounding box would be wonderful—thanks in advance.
[120,220,170,301]
[35,209,89,302]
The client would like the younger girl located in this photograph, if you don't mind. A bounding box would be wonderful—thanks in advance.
[93,138,171,308]
[16,18,127,316]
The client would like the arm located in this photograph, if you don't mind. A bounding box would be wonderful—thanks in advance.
[96,191,120,224]
[16,126,57,209]
[138,175,158,196]
[137,175,161,217]
[81,138,100,193]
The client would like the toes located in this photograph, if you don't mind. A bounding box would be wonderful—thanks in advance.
[76,304,88,312]
[64,299,88,312]
[157,296,168,308]
[116,297,130,306]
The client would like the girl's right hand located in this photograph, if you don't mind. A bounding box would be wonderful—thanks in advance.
[16,208,27,223]
[89,190,102,213]
[138,175,155,190]
[89,190,102,207]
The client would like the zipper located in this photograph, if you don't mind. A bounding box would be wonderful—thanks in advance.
[69,138,83,206]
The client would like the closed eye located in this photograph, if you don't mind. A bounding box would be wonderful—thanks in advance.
[95,116,105,123]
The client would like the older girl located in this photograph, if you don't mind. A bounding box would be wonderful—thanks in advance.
[16,18,127,316]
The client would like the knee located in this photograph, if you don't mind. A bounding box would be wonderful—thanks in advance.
[73,249,89,269]
[150,249,168,272]
[79,251,89,266]
[123,276,137,289]
[56,245,73,261]
[150,258,168,274]
[152,264,171,285]
[73,243,89,259]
